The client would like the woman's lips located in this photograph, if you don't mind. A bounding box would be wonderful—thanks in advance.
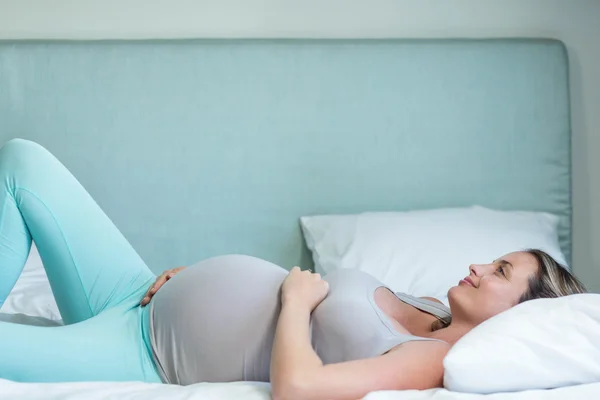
[460,277,475,287]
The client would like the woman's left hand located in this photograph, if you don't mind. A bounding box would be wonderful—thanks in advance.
[140,266,186,306]
[281,266,329,312]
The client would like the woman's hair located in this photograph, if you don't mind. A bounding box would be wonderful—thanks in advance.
[432,249,587,331]
[519,249,587,301]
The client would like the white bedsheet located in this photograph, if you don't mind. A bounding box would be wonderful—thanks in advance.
[365,384,600,400]
[1,246,598,399]
[0,379,599,400]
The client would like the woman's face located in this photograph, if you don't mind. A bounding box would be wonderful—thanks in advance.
[447,251,539,326]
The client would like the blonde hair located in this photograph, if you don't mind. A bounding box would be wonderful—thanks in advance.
[519,249,587,302]
[432,249,587,331]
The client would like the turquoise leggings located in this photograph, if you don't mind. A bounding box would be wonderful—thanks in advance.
[0,139,162,383]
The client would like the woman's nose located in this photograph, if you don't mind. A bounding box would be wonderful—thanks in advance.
[471,263,498,278]
[469,264,491,276]
[469,264,478,276]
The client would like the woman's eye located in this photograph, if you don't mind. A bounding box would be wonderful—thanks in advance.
[497,266,506,276]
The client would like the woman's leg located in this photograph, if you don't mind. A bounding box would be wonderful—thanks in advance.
[0,138,155,324]
[0,138,161,382]
[0,304,160,382]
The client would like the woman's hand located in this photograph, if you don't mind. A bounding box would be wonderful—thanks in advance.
[140,266,186,306]
[281,267,329,312]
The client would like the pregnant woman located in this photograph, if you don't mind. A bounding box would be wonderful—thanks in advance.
[0,139,586,400]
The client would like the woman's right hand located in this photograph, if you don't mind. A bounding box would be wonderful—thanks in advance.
[140,266,186,306]
[281,266,329,312]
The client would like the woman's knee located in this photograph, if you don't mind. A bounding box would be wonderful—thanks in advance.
[0,138,57,171]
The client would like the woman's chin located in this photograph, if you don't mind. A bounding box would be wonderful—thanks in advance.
[447,284,466,301]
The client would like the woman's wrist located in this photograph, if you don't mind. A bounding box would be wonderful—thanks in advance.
[281,296,313,313]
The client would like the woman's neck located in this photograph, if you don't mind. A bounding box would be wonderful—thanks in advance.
[427,322,473,345]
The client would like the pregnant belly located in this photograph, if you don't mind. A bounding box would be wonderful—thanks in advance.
[149,255,288,385]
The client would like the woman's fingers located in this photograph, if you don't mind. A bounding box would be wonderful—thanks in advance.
[165,267,186,281]
[141,266,186,306]
[141,273,167,306]
[150,274,168,294]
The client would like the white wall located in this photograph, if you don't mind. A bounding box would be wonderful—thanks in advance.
[2,0,600,291]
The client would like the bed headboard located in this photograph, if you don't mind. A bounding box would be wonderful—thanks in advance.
[0,39,571,273]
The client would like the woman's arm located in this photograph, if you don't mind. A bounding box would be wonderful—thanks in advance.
[270,300,322,399]
[270,268,449,400]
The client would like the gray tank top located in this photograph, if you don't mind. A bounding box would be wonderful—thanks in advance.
[149,255,451,385]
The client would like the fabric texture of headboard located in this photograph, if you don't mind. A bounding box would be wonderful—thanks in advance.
[0,39,571,272]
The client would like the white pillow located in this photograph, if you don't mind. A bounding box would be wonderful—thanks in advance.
[443,294,600,393]
[0,242,62,321]
[300,206,566,303]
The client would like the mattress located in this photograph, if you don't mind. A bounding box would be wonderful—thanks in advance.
[0,370,598,400]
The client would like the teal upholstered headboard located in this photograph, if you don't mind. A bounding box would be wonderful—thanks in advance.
[0,39,571,273]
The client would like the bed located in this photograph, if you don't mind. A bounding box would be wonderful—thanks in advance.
[0,38,596,399]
